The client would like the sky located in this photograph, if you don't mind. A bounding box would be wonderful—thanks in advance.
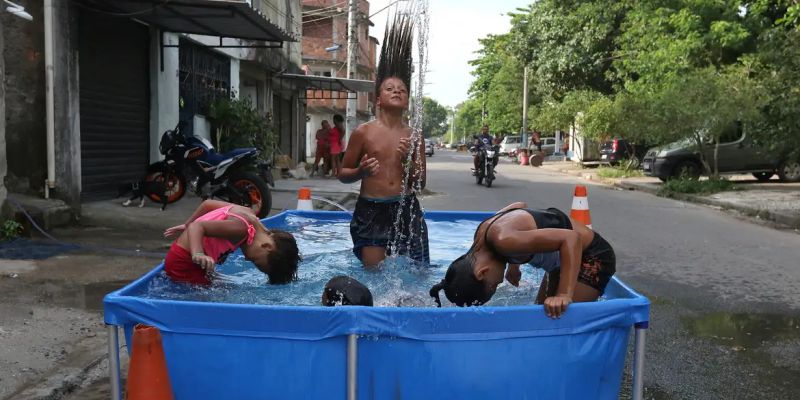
[368,0,532,108]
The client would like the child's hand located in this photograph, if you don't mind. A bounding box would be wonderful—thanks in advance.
[358,154,380,177]
[396,137,411,159]
[192,252,216,271]
[543,294,573,319]
[164,224,186,239]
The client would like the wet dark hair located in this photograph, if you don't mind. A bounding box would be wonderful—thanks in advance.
[375,12,414,98]
[333,114,344,124]
[429,252,494,307]
[261,229,301,285]
[322,275,374,307]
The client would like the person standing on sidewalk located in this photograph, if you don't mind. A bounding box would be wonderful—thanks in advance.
[328,114,345,177]
[312,120,331,177]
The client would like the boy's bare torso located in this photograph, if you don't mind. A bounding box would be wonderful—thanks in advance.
[357,120,413,199]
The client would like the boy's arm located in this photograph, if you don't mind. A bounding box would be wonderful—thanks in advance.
[339,127,379,183]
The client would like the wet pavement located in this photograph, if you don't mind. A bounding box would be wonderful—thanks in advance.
[3,154,800,399]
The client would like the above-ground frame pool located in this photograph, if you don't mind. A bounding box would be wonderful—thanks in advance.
[104,210,650,400]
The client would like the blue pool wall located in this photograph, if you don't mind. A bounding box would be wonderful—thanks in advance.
[104,210,650,400]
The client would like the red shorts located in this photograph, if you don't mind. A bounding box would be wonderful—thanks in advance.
[164,242,211,285]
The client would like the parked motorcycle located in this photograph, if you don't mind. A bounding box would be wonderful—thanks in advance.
[472,144,498,188]
[144,122,274,217]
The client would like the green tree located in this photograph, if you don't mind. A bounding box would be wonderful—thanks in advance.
[485,56,525,135]
[454,99,483,142]
[511,0,632,99]
[421,97,449,138]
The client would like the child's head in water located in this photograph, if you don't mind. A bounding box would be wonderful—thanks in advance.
[321,276,374,306]
[245,229,301,285]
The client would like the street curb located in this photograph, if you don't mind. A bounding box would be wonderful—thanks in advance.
[543,163,800,230]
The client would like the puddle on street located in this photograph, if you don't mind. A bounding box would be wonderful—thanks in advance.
[685,312,800,349]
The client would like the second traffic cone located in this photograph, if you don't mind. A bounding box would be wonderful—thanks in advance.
[125,324,174,400]
[296,187,314,210]
[570,185,592,229]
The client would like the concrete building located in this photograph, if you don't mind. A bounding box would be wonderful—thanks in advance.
[1,0,305,217]
[300,0,378,161]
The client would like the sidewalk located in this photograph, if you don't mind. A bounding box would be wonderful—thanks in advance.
[539,161,800,230]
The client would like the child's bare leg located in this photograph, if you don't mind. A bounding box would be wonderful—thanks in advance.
[360,246,387,269]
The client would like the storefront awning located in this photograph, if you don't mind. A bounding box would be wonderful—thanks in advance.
[80,0,296,43]
[279,73,375,100]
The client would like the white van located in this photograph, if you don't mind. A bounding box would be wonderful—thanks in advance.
[499,135,521,155]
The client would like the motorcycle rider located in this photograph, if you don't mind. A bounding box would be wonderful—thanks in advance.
[472,124,498,175]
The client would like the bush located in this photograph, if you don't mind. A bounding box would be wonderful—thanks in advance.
[1,220,23,241]
[208,97,275,159]
[597,166,644,179]
[659,177,738,196]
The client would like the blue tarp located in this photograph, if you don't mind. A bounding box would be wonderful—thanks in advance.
[104,210,649,400]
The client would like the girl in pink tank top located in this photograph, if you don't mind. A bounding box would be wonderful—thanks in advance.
[163,200,301,285]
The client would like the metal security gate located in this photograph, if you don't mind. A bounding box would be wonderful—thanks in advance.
[79,11,150,200]
[178,39,231,136]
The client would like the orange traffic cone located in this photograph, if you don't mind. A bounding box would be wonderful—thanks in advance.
[125,324,174,400]
[570,185,592,229]
[297,187,313,210]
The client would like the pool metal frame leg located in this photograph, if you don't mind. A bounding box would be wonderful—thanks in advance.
[107,324,122,400]
[632,322,648,400]
[347,334,358,400]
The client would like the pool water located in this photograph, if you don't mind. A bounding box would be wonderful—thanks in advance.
[139,215,546,307]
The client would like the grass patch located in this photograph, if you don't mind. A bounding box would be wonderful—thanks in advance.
[658,177,739,196]
[596,166,644,179]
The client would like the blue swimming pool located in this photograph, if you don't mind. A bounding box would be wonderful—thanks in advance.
[104,210,650,400]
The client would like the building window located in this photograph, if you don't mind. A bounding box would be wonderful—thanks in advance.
[311,68,333,77]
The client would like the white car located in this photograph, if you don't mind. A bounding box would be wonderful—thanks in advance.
[424,139,434,157]
[499,135,521,155]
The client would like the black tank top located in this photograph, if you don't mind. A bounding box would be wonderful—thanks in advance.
[476,208,572,264]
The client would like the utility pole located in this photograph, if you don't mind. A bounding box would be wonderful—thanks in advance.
[345,0,359,146]
[521,65,529,147]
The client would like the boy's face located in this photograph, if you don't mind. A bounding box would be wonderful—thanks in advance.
[377,77,409,110]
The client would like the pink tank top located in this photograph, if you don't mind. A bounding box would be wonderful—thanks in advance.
[196,205,256,264]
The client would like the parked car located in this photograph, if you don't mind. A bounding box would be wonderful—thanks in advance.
[424,139,434,157]
[599,138,650,165]
[499,135,521,156]
[642,126,800,182]
[536,137,557,156]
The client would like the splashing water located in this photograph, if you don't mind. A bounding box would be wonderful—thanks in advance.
[390,0,431,259]
[310,195,352,213]
[139,215,544,307]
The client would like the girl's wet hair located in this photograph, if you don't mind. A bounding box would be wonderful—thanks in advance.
[429,253,493,307]
[375,12,414,97]
[322,276,374,307]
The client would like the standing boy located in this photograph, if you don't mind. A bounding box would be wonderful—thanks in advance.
[338,13,429,268]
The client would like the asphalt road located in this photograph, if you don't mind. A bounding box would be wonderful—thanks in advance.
[421,149,800,400]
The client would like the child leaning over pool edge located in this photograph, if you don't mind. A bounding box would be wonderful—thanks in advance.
[163,200,301,285]
[338,13,429,268]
